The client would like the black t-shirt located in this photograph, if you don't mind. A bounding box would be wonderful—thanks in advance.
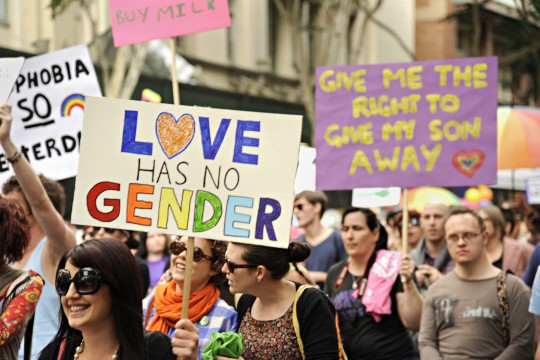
[325,258,417,360]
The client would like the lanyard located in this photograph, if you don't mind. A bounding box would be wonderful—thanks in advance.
[333,262,368,298]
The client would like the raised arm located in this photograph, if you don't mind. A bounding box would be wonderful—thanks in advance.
[0,104,76,268]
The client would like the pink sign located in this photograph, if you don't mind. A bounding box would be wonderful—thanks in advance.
[109,0,231,47]
[315,57,498,190]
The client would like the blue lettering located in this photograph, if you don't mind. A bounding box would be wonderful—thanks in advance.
[233,120,260,165]
[200,117,231,160]
[121,110,153,155]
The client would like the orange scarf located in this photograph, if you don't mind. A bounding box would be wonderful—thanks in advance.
[147,281,219,333]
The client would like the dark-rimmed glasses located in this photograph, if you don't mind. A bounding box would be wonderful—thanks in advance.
[446,232,481,244]
[169,241,215,262]
[56,267,105,296]
[225,258,259,273]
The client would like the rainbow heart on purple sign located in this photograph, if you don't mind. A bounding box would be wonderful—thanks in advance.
[452,150,485,178]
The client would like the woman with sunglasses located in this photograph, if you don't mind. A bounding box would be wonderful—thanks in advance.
[38,239,174,360]
[144,237,237,358]
[172,241,344,360]
[325,208,423,360]
[0,198,43,359]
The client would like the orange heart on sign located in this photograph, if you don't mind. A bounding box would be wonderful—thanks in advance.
[156,112,195,159]
[452,150,485,178]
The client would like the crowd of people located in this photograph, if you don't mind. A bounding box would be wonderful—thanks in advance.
[1,99,540,360]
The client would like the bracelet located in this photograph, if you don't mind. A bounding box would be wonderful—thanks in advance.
[6,150,22,164]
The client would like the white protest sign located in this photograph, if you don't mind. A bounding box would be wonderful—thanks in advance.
[0,57,24,103]
[526,177,540,204]
[294,146,316,194]
[352,187,401,208]
[72,97,303,249]
[1,45,102,184]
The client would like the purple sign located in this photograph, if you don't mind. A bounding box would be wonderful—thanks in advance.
[315,57,498,190]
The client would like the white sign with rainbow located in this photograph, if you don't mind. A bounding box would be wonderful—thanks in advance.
[1,45,102,184]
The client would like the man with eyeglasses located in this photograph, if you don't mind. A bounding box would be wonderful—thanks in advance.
[0,104,77,360]
[293,190,347,287]
[411,202,455,292]
[419,206,535,359]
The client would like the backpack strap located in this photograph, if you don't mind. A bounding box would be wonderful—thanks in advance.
[497,270,510,345]
[293,285,348,360]
[144,296,155,329]
[292,285,312,359]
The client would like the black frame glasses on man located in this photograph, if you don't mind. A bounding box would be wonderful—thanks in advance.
[225,258,259,273]
[169,241,215,262]
[56,267,106,296]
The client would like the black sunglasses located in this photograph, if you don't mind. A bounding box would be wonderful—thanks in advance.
[56,267,105,296]
[225,257,259,273]
[169,241,215,262]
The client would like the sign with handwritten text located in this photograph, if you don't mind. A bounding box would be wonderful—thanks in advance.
[109,0,231,47]
[315,57,497,190]
[0,57,24,103]
[71,97,302,248]
[1,45,102,184]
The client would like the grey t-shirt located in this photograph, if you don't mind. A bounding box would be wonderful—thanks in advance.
[419,271,535,360]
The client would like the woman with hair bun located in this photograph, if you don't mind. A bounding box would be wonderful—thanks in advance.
[171,241,344,360]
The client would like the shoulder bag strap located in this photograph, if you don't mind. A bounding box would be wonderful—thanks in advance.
[496,270,510,345]
[144,296,155,329]
[292,285,312,359]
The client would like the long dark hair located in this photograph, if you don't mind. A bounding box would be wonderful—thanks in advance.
[48,239,145,360]
[342,207,388,251]
[0,198,30,264]
[240,241,310,280]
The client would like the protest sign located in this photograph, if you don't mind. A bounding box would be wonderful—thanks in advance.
[109,0,231,47]
[315,57,498,190]
[294,146,316,194]
[352,187,401,208]
[0,45,102,184]
[71,97,302,248]
[527,177,540,204]
[0,57,24,103]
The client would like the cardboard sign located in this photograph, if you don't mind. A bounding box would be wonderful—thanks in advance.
[71,97,302,248]
[294,146,316,194]
[527,177,540,204]
[109,0,231,47]
[315,57,498,190]
[1,45,102,184]
[352,187,401,208]
[0,57,24,103]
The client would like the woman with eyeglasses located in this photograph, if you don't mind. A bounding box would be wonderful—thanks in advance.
[38,239,174,360]
[172,241,344,360]
[324,208,423,360]
[388,211,422,253]
[0,198,43,360]
[144,236,237,358]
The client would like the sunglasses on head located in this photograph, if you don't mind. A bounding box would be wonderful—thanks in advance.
[56,267,105,296]
[169,241,215,262]
[225,257,259,273]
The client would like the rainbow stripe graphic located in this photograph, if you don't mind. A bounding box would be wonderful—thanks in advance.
[61,93,85,117]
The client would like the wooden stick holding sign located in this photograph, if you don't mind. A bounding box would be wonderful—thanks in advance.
[181,237,195,320]
[170,38,181,105]
[168,36,192,319]
[401,188,409,285]
[401,188,409,255]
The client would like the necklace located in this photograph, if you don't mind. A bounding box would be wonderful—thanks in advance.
[74,339,119,359]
